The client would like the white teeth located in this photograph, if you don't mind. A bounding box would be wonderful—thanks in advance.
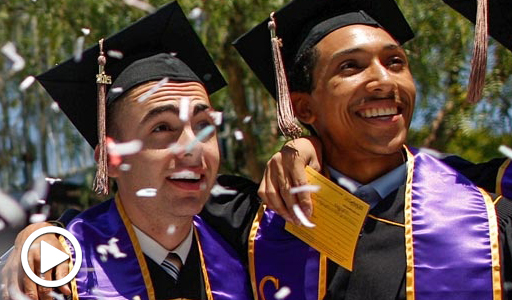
[360,107,397,118]
[170,170,201,180]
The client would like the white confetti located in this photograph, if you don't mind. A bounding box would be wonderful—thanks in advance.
[188,7,203,20]
[289,185,320,194]
[242,116,252,123]
[29,213,47,223]
[136,188,157,197]
[123,0,155,12]
[138,77,168,102]
[168,143,185,154]
[337,177,357,193]
[8,286,33,300]
[210,184,237,197]
[107,50,124,59]
[200,182,207,190]
[234,130,244,141]
[49,291,65,300]
[96,237,127,262]
[0,190,25,227]
[20,190,39,208]
[166,224,176,235]
[133,296,142,300]
[110,87,124,94]
[292,204,316,228]
[1,42,25,73]
[499,145,512,159]
[19,76,35,91]
[81,28,91,36]
[184,125,215,152]
[418,147,444,159]
[74,36,85,62]
[37,199,46,205]
[51,102,60,112]
[274,286,291,299]
[0,219,5,231]
[108,139,143,156]
[119,164,132,171]
[208,111,223,126]
[45,177,62,185]
[179,97,190,122]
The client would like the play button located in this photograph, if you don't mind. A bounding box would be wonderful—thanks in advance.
[20,226,82,288]
[40,240,70,273]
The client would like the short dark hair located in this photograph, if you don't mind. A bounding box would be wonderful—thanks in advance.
[288,45,319,93]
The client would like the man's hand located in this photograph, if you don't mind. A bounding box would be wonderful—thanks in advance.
[258,137,323,224]
[1,222,71,300]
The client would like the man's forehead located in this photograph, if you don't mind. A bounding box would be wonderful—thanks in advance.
[125,81,210,103]
[320,25,399,48]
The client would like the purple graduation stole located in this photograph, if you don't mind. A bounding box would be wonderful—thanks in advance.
[497,159,512,199]
[65,195,252,300]
[249,146,501,300]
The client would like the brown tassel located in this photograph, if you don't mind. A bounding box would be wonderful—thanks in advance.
[93,39,111,195]
[467,0,489,103]
[268,12,302,139]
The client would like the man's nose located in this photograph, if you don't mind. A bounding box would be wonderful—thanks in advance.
[175,127,204,163]
[365,62,395,94]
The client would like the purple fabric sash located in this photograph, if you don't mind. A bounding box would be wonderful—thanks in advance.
[67,198,252,300]
[499,159,512,199]
[251,207,322,300]
[409,148,498,300]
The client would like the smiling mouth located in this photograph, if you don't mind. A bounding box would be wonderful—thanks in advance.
[357,107,401,119]
[167,170,205,190]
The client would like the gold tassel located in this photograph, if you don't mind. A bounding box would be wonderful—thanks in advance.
[268,12,302,139]
[93,39,111,195]
[467,0,489,103]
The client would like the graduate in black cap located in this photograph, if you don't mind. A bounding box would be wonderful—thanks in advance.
[234,0,512,299]
[1,2,255,300]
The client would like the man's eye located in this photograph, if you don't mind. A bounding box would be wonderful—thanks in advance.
[194,120,213,132]
[388,57,406,70]
[153,124,173,132]
[339,61,358,71]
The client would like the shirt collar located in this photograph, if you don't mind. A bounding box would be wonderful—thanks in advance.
[132,225,193,265]
[328,163,407,200]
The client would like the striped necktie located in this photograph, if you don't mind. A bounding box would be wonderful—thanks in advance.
[161,252,182,282]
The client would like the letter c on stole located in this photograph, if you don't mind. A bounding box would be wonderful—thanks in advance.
[258,276,280,300]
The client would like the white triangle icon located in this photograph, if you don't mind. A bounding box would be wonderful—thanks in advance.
[40,240,70,274]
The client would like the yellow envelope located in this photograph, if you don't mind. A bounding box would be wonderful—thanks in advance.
[285,166,370,271]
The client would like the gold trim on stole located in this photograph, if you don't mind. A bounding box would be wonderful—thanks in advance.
[58,235,78,300]
[248,203,266,300]
[193,226,214,300]
[318,254,327,300]
[115,194,156,300]
[496,159,511,196]
[479,188,503,300]
[403,147,416,300]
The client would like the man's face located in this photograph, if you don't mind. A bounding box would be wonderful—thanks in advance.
[110,81,220,219]
[298,25,416,159]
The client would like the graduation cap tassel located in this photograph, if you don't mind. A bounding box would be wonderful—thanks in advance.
[93,39,112,195]
[467,0,489,103]
[268,12,302,139]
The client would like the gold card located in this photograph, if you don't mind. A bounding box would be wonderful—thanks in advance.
[285,166,370,271]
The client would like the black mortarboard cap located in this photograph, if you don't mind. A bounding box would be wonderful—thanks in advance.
[443,0,512,51]
[37,1,226,149]
[233,0,414,100]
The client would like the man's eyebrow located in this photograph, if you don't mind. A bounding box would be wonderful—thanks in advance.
[192,103,211,116]
[331,43,403,60]
[141,104,179,124]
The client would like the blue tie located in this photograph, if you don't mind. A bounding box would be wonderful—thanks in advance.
[161,252,182,282]
[354,185,381,209]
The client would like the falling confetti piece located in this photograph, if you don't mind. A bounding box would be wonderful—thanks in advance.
[37,199,46,205]
[1,42,25,73]
[242,116,252,123]
[274,286,291,299]
[185,125,215,152]
[0,190,25,227]
[20,190,39,208]
[108,139,142,156]
[136,188,157,197]
[123,0,155,12]
[167,224,176,235]
[133,296,142,300]
[208,111,223,126]
[210,184,237,197]
[138,77,168,102]
[337,177,357,193]
[234,130,244,140]
[19,76,35,91]
[45,177,62,185]
[292,204,316,228]
[110,87,124,94]
[29,213,47,223]
[107,50,124,59]
[81,28,91,36]
[74,36,85,62]
[9,286,33,300]
[179,97,190,122]
[188,7,203,20]
[499,145,512,159]
[290,185,320,194]
[119,164,132,171]
[51,102,60,112]
[49,291,65,300]
[96,237,127,262]
[0,219,5,231]
[168,143,185,154]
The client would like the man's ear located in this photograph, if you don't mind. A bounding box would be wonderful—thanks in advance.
[291,92,316,124]
[94,145,120,178]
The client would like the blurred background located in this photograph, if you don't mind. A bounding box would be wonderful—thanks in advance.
[1,0,512,252]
